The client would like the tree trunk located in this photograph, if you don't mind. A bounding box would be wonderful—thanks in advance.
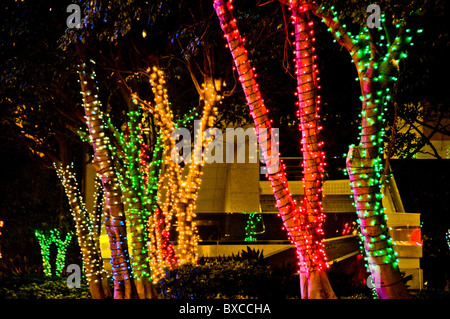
[347,146,409,299]
[346,41,409,300]
[214,0,336,298]
[148,204,178,282]
[121,187,158,298]
[116,71,178,283]
[176,77,218,264]
[54,162,111,299]
[78,60,136,299]
[146,67,183,266]
[116,106,158,299]
[311,6,410,298]
[345,62,410,298]
[290,1,336,298]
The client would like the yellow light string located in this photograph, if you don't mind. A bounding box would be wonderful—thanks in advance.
[54,162,108,284]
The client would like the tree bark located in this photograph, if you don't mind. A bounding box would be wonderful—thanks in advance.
[290,1,336,298]
[345,60,410,299]
[54,162,111,299]
[137,67,183,276]
[115,103,158,299]
[312,7,411,298]
[78,60,137,299]
[347,146,409,299]
[214,0,336,298]
[176,76,218,264]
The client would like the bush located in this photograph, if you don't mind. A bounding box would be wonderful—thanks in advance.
[156,260,271,299]
[0,274,91,299]
[156,255,301,299]
[412,289,450,299]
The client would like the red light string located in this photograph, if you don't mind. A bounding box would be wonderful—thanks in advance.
[290,0,328,273]
[214,0,328,274]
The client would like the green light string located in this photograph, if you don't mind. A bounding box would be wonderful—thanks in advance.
[34,229,73,277]
[244,213,263,242]
[106,108,153,281]
[315,4,421,298]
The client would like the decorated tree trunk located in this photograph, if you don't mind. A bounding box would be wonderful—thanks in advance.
[54,162,111,299]
[132,67,184,276]
[139,67,218,266]
[109,105,158,299]
[145,67,184,267]
[78,61,136,299]
[312,5,413,298]
[214,0,336,298]
[176,78,219,264]
[120,184,158,298]
[289,1,334,298]
[115,74,179,282]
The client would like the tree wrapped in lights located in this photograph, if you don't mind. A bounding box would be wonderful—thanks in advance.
[130,66,220,267]
[78,60,137,299]
[63,0,224,292]
[54,162,112,298]
[105,75,177,287]
[214,0,336,299]
[174,78,220,264]
[105,106,159,298]
[308,1,422,298]
[34,229,73,277]
[216,0,426,299]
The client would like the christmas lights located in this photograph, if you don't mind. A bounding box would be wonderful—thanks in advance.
[128,66,220,278]
[214,0,336,298]
[289,0,328,275]
[244,213,263,242]
[54,162,111,298]
[78,61,135,298]
[312,4,417,299]
[34,229,73,277]
[175,78,220,264]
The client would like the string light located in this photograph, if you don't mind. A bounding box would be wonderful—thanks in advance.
[314,4,417,298]
[289,0,329,274]
[78,61,135,292]
[34,229,73,277]
[54,162,108,285]
[244,213,262,242]
[214,0,331,281]
[130,66,220,278]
